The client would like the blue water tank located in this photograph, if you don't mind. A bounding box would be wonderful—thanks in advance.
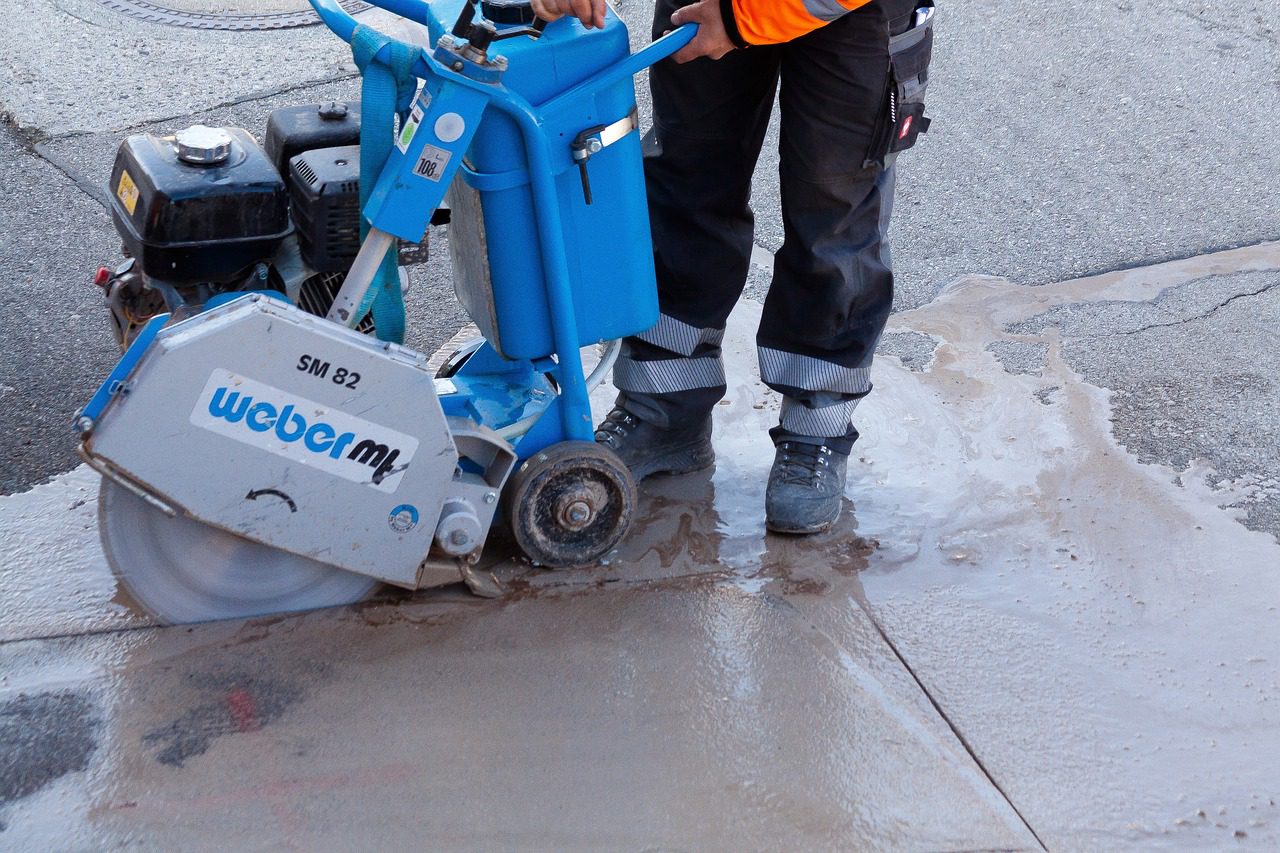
[432,1,659,361]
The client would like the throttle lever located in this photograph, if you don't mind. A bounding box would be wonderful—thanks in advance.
[451,0,477,37]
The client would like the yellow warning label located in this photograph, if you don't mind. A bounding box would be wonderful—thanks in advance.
[116,170,140,216]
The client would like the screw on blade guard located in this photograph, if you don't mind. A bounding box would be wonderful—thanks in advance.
[79,0,699,622]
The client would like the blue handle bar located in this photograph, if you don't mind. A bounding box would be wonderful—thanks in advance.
[307,0,696,82]
[309,0,359,42]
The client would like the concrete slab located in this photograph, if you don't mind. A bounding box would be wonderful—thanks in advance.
[0,465,150,642]
[855,243,1280,846]
[0,578,1035,849]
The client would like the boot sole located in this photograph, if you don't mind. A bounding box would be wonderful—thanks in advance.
[765,503,842,535]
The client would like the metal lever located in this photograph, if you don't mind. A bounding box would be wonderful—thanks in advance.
[492,24,545,41]
[451,0,476,37]
[571,128,604,205]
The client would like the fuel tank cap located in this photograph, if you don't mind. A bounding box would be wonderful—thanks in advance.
[174,125,233,165]
[481,0,536,25]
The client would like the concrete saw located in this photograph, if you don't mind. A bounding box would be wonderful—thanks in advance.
[74,2,705,623]
[81,294,518,623]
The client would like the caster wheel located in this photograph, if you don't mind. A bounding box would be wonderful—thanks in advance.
[507,441,637,568]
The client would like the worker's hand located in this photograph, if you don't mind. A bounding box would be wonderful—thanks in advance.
[529,0,606,29]
[669,0,736,62]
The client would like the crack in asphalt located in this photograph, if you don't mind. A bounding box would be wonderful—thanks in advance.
[24,146,110,210]
[1161,3,1279,47]
[1079,279,1280,339]
[1007,238,1280,291]
[104,72,360,139]
[0,120,105,211]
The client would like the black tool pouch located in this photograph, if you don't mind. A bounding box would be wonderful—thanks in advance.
[865,1,935,168]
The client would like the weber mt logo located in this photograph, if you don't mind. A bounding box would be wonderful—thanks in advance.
[191,369,417,493]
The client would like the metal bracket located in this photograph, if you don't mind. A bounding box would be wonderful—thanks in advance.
[570,107,639,205]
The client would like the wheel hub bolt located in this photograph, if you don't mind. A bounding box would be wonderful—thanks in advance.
[560,499,594,529]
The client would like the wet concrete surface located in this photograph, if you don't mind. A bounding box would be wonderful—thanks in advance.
[4,247,1280,845]
[0,540,1034,846]
[0,466,149,642]
[858,243,1280,847]
[0,309,1038,849]
[0,585,1037,849]
[0,690,97,820]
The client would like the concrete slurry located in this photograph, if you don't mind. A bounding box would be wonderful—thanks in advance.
[3,245,1279,846]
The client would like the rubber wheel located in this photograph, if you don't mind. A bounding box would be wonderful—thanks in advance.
[506,441,637,568]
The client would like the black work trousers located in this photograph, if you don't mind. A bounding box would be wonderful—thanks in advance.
[614,0,904,455]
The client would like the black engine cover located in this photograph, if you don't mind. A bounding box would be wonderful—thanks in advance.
[265,101,362,178]
[109,129,291,284]
[289,144,362,274]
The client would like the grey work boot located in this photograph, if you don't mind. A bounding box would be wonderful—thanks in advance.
[765,441,849,534]
[594,406,714,481]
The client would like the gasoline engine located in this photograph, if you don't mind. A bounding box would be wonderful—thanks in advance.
[97,101,417,346]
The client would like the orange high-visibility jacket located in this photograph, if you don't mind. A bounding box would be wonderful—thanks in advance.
[721,0,874,45]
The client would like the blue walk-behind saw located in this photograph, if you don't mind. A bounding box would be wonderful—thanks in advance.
[76,0,696,623]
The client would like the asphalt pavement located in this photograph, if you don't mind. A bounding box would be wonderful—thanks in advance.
[1,0,1278,847]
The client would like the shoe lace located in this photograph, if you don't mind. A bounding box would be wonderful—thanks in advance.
[775,442,836,486]
[594,407,639,448]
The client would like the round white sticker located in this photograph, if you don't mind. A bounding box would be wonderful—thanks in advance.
[434,113,466,143]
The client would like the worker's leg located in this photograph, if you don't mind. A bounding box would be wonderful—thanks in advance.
[760,5,899,531]
[610,0,781,431]
[761,5,896,454]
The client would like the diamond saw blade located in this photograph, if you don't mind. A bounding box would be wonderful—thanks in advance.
[99,478,380,624]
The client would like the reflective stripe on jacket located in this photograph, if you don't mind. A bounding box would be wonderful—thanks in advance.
[720,0,875,46]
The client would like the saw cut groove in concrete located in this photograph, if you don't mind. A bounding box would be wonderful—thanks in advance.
[95,0,369,30]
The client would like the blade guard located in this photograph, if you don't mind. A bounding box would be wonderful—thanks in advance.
[83,295,512,588]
